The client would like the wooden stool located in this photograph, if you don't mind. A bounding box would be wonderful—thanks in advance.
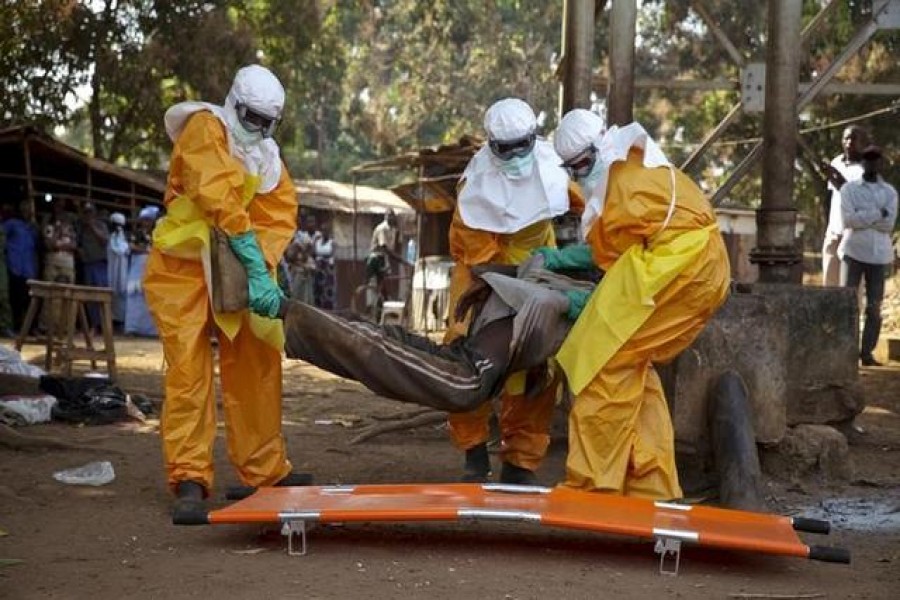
[14,280,118,381]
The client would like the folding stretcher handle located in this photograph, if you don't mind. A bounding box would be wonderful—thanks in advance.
[172,507,211,526]
[791,517,830,535]
[808,546,851,564]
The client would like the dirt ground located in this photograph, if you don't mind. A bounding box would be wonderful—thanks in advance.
[1,334,899,600]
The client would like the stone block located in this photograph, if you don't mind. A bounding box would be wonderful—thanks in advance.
[664,284,865,489]
[748,283,863,426]
[759,424,853,483]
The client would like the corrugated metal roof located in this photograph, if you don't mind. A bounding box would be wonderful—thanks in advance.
[296,179,414,215]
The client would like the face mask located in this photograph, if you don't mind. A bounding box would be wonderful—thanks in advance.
[497,152,535,179]
[230,123,264,147]
[577,156,608,197]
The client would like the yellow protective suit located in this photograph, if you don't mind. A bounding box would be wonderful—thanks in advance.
[556,148,730,499]
[144,111,298,493]
[445,183,584,471]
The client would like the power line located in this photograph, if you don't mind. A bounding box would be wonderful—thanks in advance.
[660,100,900,150]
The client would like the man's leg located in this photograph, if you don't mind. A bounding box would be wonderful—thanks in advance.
[842,258,865,360]
[496,369,558,484]
[83,261,108,330]
[623,366,681,499]
[859,262,886,363]
[822,234,841,286]
[449,403,495,482]
[283,301,508,413]
[8,273,29,333]
[219,319,293,487]
[145,252,217,495]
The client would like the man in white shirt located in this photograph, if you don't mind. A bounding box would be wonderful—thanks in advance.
[366,209,402,297]
[838,145,898,366]
[821,126,869,286]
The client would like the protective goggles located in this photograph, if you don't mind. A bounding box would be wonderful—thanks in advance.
[488,132,536,161]
[235,102,281,138]
[561,144,597,179]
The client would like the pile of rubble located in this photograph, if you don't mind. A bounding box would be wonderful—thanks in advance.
[881,272,900,335]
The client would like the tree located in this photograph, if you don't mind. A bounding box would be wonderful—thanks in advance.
[338,1,565,159]
[75,0,257,165]
[0,1,92,130]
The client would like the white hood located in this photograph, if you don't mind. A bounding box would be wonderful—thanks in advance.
[164,102,283,194]
[580,122,671,237]
[457,139,570,234]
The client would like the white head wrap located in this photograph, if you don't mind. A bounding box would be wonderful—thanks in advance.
[484,98,536,141]
[554,109,606,161]
[457,139,570,234]
[163,64,285,193]
[224,65,285,121]
[109,212,126,226]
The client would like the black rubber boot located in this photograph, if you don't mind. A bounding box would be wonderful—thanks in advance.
[461,443,491,483]
[172,480,209,525]
[225,472,314,501]
[499,462,537,485]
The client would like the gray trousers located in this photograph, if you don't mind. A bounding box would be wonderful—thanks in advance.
[841,257,887,358]
[283,301,507,413]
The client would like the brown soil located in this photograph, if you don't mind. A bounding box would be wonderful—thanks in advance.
[1,337,899,600]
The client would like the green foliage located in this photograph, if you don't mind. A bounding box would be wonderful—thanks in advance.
[0,1,92,129]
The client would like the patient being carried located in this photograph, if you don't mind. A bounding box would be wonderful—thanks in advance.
[283,255,596,412]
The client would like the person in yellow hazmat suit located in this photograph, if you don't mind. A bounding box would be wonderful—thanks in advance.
[144,65,310,520]
[538,108,730,499]
[446,97,584,485]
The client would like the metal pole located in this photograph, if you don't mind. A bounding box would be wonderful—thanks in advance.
[416,164,426,333]
[560,0,596,114]
[711,5,887,206]
[352,173,359,291]
[22,132,35,217]
[681,0,841,177]
[607,0,636,125]
[751,0,803,283]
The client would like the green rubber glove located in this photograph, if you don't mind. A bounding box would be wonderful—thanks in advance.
[532,246,562,269]
[533,244,594,271]
[564,289,592,321]
[227,230,286,319]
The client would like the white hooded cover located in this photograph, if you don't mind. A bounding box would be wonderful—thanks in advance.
[457,139,571,234]
[163,65,285,194]
[578,122,671,237]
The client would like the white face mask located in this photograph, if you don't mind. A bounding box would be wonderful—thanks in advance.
[230,123,264,147]
[497,152,535,180]
[577,156,608,197]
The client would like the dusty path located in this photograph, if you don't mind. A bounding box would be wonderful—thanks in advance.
[1,337,898,599]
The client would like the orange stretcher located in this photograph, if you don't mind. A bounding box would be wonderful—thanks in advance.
[184,483,849,574]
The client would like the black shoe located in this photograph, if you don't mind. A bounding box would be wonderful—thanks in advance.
[499,462,537,485]
[461,443,491,483]
[172,480,208,525]
[275,472,314,487]
[860,354,882,367]
[224,472,314,501]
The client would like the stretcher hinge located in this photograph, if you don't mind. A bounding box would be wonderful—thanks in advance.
[653,537,681,575]
[281,519,308,556]
[652,527,697,575]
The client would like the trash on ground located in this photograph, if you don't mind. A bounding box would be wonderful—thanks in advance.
[52,460,116,486]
